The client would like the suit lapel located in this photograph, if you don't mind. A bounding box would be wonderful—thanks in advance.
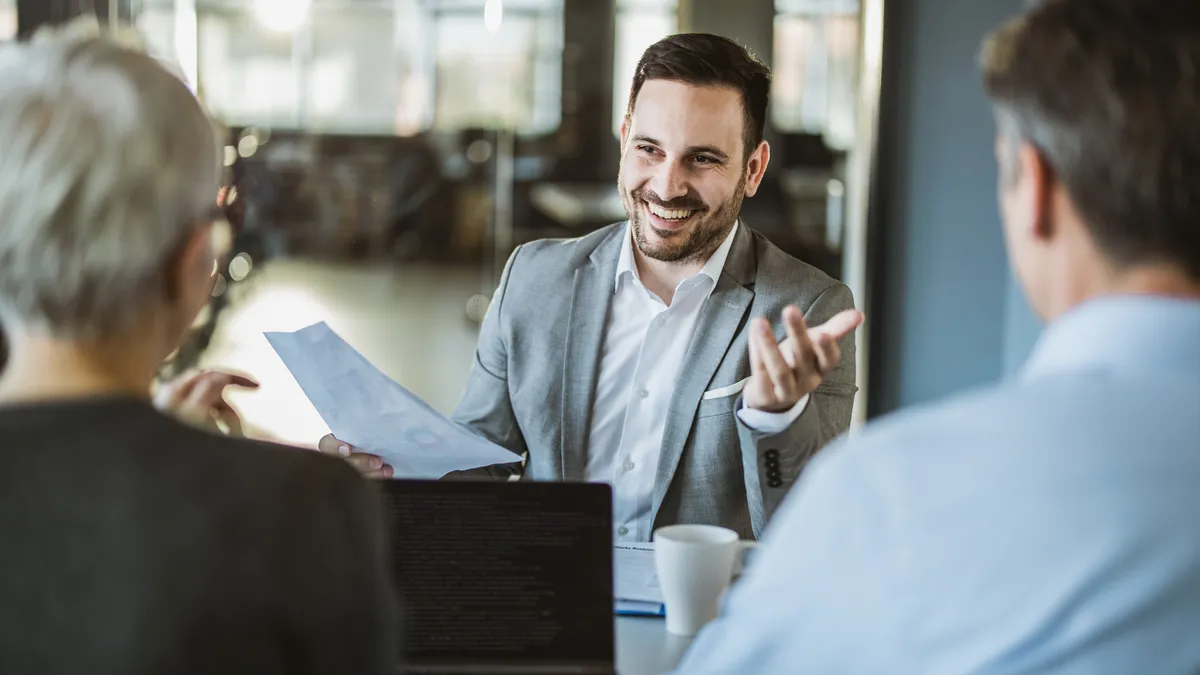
[560,227,625,480]
[651,225,757,525]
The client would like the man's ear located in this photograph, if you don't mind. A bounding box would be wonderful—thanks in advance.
[165,223,216,309]
[742,141,771,198]
[1017,142,1056,242]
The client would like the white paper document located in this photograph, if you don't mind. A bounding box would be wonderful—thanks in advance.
[264,321,522,479]
[614,542,663,604]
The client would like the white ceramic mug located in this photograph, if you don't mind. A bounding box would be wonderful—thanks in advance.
[653,524,757,636]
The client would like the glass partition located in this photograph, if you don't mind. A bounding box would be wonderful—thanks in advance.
[772,0,860,150]
[133,0,563,135]
[0,0,15,41]
[612,0,677,135]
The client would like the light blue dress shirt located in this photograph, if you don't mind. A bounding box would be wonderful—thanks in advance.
[674,295,1200,674]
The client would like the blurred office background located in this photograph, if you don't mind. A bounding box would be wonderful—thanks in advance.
[3,0,1041,445]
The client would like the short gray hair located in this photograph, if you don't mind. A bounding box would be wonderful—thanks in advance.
[0,18,223,339]
[979,0,1200,279]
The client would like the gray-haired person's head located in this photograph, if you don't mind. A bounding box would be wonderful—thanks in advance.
[0,19,223,348]
[980,0,1200,319]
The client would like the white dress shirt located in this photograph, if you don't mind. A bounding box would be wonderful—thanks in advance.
[584,222,807,542]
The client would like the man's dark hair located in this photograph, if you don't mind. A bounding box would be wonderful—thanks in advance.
[980,0,1200,279]
[625,33,771,164]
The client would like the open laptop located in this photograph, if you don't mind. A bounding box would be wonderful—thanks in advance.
[379,479,616,675]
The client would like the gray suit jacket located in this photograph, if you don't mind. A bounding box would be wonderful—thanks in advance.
[451,222,857,539]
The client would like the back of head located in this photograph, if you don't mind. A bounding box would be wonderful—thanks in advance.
[0,18,222,341]
[626,33,771,163]
[980,0,1200,281]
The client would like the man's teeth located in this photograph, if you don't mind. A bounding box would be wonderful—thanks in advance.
[647,203,695,221]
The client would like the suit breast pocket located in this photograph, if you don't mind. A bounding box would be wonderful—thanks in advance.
[696,387,742,419]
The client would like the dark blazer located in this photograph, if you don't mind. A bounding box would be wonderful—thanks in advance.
[0,396,398,675]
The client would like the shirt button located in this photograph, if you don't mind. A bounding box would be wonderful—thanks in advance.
[638,389,649,399]
[617,526,629,537]
[623,460,635,471]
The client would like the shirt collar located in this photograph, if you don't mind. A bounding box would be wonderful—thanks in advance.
[615,221,740,294]
[1021,294,1200,380]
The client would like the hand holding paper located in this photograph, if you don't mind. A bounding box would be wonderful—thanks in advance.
[318,433,395,478]
[265,322,522,479]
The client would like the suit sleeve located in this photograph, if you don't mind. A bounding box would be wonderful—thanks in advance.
[735,282,858,535]
[274,458,400,675]
[446,245,528,479]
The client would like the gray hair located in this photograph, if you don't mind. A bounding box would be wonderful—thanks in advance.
[0,18,223,339]
[979,0,1200,279]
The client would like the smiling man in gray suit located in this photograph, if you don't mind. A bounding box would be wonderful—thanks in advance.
[323,34,862,540]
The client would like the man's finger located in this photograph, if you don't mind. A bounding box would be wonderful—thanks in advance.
[809,309,864,342]
[826,334,843,374]
[755,322,797,400]
[813,333,841,375]
[314,429,360,456]
[317,434,352,455]
[748,318,767,376]
[345,453,385,473]
[782,306,819,374]
[745,323,772,407]
[362,466,395,479]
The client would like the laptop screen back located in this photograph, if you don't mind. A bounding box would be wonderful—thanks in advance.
[380,479,614,669]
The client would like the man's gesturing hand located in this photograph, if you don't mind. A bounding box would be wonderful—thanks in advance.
[743,306,863,413]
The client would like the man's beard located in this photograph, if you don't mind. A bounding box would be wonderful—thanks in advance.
[620,170,747,265]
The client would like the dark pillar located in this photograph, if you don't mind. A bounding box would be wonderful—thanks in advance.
[17,0,131,40]
[553,0,618,181]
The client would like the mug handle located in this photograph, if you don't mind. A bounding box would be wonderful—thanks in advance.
[732,540,759,579]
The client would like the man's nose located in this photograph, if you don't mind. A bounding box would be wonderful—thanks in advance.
[647,159,689,202]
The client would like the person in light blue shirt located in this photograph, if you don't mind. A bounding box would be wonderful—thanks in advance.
[673,0,1200,673]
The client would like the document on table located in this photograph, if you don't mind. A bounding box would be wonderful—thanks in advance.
[264,321,522,479]
[614,543,664,616]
